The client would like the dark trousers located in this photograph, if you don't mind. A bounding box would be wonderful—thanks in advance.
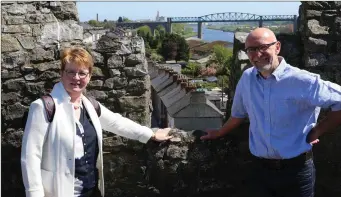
[248,153,316,197]
[80,186,102,197]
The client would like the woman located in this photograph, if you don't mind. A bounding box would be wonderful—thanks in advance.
[21,47,173,197]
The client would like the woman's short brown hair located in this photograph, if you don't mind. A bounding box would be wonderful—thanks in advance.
[61,47,94,74]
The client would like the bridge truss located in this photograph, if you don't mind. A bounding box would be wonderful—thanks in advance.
[170,12,296,23]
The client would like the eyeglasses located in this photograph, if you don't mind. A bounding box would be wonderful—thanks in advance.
[244,41,278,54]
[64,70,89,79]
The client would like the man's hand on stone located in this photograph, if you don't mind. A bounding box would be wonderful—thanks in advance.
[200,129,221,140]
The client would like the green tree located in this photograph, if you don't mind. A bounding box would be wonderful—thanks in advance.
[88,19,101,27]
[176,35,189,62]
[123,17,131,22]
[172,23,185,35]
[156,25,166,40]
[160,38,178,61]
[137,25,152,39]
[159,33,189,62]
[210,45,233,76]
[181,62,201,77]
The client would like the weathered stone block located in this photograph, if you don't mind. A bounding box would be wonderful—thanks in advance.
[24,82,45,95]
[118,96,147,112]
[306,10,322,19]
[127,79,147,96]
[124,67,147,77]
[31,47,54,63]
[1,35,21,52]
[16,36,35,50]
[25,14,56,24]
[38,22,83,45]
[32,61,60,72]
[131,37,145,54]
[305,53,327,67]
[3,78,25,91]
[24,73,37,81]
[1,69,22,79]
[40,8,51,14]
[87,80,104,89]
[104,77,128,89]
[107,54,124,68]
[31,24,42,36]
[6,3,36,15]
[91,51,104,65]
[3,24,31,33]
[2,51,28,68]
[86,90,108,100]
[38,71,60,81]
[108,89,126,98]
[4,15,25,25]
[166,144,188,160]
[51,2,78,21]
[306,19,329,36]
[1,92,21,104]
[96,35,122,53]
[304,1,330,9]
[109,69,121,77]
[125,54,144,67]
[91,67,104,77]
[305,37,328,53]
[2,102,28,121]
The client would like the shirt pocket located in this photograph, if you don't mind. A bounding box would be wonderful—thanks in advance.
[41,168,55,196]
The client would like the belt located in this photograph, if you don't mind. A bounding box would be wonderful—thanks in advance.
[253,150,313,170]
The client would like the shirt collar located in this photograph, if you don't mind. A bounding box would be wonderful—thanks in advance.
[252,56,287,81]
[271,56,287,81]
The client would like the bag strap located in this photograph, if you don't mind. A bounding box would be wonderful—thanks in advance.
[41,95,101,123]
[41,94,55,123]
[85,96,101,117]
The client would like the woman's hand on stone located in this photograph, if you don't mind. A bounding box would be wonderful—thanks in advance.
[152,128,173,142]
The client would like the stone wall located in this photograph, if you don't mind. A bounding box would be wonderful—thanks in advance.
[298,2,341,196]
[1,2,82,195]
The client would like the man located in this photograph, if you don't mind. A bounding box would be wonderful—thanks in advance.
[201,28,341,197]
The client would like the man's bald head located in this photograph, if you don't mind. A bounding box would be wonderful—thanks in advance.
[246,28,277,46]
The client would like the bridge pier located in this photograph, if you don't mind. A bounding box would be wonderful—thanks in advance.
[197,22,202,39]
[293,15,297,32]
[258,16,263,28]
[166,18,172,33]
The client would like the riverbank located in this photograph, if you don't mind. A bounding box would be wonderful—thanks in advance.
[186,38,232,61]
[206,25,294,34]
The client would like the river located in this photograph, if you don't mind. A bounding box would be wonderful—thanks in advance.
[189,25,234,43]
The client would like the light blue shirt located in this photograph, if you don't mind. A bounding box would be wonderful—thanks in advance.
[232,57,341,159]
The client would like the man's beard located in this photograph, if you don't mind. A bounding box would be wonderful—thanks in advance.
[256,63,272,73]
[254,57,273,73]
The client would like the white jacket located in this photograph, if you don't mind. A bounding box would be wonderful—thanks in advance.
[21,82,153,197]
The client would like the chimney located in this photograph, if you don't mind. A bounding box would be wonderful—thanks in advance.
[172,74,179,82]
[190,91,207,103]
[180,82,187,89]
[96,13,98,21]
[186,86,196,93]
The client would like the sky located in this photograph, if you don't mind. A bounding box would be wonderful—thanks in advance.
[76,1,301,22]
